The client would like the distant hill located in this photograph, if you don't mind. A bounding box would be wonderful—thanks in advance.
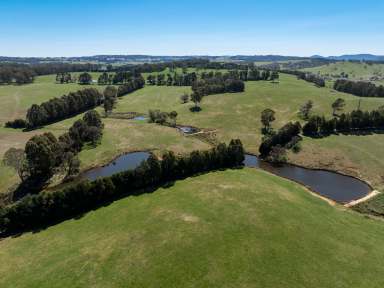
[311,54,384,61]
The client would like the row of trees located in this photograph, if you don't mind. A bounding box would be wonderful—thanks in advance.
[281,70,326,87]
[3,110,104,191]
[26,88,103,128]
[202,69,279,82]
[302,109,384,137]
[334,79,384,98]
[0,140,244,234]
[147,72,198,86]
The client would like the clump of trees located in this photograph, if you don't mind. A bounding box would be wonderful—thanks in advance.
[3,110,104,190]
[25,88,103,128]
[0,140,244,234]
[4,119,28,129]
[55,72,75,84]
[259,122,302,158]
[333,79,384,97]
[148,110,178,127]
[302,109,384,137]
[192,77,245,97]
[78,72,92,85]
[282,70,325,87]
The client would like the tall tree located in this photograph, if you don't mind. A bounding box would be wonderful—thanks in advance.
[190,91,202,111]
[299,100,314,120]
[103,86,117,116]
[332,98,346,116]
[260,108,276,134]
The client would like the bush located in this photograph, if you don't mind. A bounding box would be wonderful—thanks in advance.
[4,119,27,129]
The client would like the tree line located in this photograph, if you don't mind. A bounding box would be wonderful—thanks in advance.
[25,88,103,128]
[302,109,384,137]
[333,79,384,98]
[0,64,35,84]
[281,70,326,87]
[147,72,197,86]
[6,76,145,129]
[0,140,244,234]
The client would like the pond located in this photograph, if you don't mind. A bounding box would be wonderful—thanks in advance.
[243,154,371,204]
[133,115,147,121]
[82,152,150,181]
[177,126,200,134]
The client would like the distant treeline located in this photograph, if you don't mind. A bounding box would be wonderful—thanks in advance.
[259,122,302,157]
[333,79,384,98]
[303,109,384,137]
[0,64,35,84]
[0,63,104,84]
[281,70,325,87]
[0,140,245,234]
[145,68,278,89]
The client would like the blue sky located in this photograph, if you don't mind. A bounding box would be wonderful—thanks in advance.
[0,0,383,57]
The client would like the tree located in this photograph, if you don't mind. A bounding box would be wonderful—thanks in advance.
[180,93,189,104]
[25,132,61,180]
[260,109,275,134]
[270,71,279,83]
[332,98,346,116]
[103,86,117,116]
[26,104,47,128]
[299,100,314,120]
[3,148,28,181]
[83,110,103,129]
[78,72,92,85]
[169,111,178,127]
[86,126,102,146]
[190,91,202,111]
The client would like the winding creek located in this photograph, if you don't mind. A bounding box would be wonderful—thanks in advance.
[82,151,371,204]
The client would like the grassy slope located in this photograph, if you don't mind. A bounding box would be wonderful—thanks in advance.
[303,62,384,84]
[115,74,384,190]
[1,168,384,288]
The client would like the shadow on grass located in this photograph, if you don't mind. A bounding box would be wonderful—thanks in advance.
[1,167,241,239]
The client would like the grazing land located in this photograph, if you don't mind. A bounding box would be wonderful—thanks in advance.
[303,61,384,84]
[1,168,384,287]
[1,72,384,195]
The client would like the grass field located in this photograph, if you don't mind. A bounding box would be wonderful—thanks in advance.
[303,61,384,84]
[0,73,104,123]
[2,72,384,195]
[1,168,384,287]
